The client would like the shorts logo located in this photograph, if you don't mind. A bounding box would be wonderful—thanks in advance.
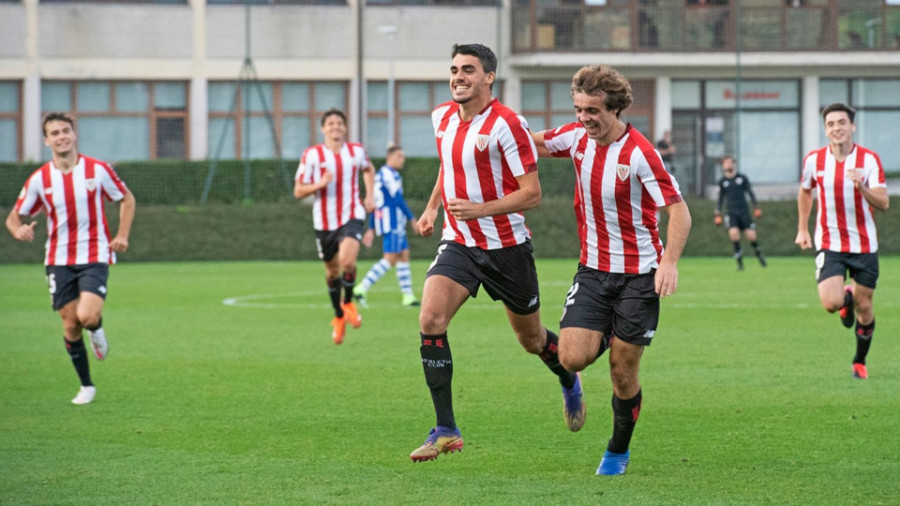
[528,296,538,308]
[616,164,631,182]
[815,251,825,269]
[643,330,655,339]
[99,285,107,295]
[355,233,362,241]
[85,178,98,192]
[475,135,490,152]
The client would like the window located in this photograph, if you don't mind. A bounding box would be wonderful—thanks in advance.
[520,80,577,133]
[366,81,446,157]
[209,81,348,160]
[818,78,900,171]
[0,81,22,162]
[41,81,189,162]
[366,0,498,5]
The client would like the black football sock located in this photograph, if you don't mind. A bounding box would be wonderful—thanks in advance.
[853,319,874,365]
[751,241,763,256]
[607,390,642,454]
[420,332,455,429]
[327,277,343,317]
[732,241,742,256]
[539,328,576,389]
[342,270,356,304]
[65,337,93,387]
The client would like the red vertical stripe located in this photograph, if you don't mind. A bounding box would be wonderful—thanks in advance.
[315,146,329,230]
[350,144,361,220]
[62,171,78,266]
[41,165,58,266]
[574,135,589,266]
[85,160,99,263]
[615,139,639,274]
[852,150,871,253]
[833,158,850,251]
[436,106,463,242]
[590,143,611,272]
[473,111,513,247]
[642,186,663,263]
[334,147,344,227]
[451,121,487,248]
[816,153,829,250]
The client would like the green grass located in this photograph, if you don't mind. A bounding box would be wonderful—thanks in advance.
[2,258,899,505]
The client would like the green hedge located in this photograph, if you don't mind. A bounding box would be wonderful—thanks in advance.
[2,196,895,264]
[1,158,577,206]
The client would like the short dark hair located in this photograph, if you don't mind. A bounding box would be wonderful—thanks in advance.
[387,145,403,157]
[451,43,497,75]
[721,154,736,164]
[42,112,75,137]
[821,103,856,123]
[320,108,347,126]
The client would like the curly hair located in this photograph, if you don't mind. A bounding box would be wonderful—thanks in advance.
[570,65,633,118]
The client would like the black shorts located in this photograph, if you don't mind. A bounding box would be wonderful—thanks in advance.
[559,264,659,346]
[426,240,541,315]
[816,250,879,289]
[724,212,755,231]
[45,263,109,311]
[314,219,365,262]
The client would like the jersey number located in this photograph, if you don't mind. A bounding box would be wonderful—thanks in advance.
[47,273,57,295]
[564,282,579,306]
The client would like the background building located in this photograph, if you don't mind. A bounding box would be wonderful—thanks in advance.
[1,0,898,192]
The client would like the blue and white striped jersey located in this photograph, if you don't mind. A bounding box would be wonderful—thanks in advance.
[369,165,414,236]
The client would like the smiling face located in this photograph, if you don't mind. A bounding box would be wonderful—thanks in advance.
[43,119,77,157]
[573,91,622,145]
[824,110,856,148]
[449,53,494,105]
[320,113,347,144]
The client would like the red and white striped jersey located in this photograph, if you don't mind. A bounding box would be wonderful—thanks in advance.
[543,123,683,274]
[14,155,129,266]
[800,144,886,254]
[296,143,370,231]
[433,98,538,250]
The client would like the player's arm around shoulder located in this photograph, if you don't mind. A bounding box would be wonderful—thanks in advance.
[656,200,691,297]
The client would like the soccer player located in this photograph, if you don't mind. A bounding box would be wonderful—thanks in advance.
[531,64,691,475]
[714,155,767,270]
[294,109,376,345]
[409,43,584,462]
[6,112,136,405]
[353,145,421,308]
[795,103,888,380]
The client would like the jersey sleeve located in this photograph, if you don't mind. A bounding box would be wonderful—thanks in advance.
[542,123,579,159]
[98,163,128,202]
[296,149,316,184]
[864,151,887,190]
[634,148,683,207]
[716,179,725,212]
[496,114,538,176]
[742,175,758,206]
[799,152,817,190]
[14,172,44,216]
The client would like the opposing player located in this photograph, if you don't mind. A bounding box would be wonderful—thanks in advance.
[353,145,421,308]
[294,109,376,345]
[409,43,584,462]
[532,64,691,475]
[795,103,888,380]
[6,112,136,405]
[714,155,767,270]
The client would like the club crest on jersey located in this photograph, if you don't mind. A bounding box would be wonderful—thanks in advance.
[575,152,585,161]
[437,130,445,138]
[85,178,98,192]
[475,134,490,152]
[616,164,631,181]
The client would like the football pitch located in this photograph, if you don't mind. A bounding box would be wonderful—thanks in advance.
[2,257,899,505]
